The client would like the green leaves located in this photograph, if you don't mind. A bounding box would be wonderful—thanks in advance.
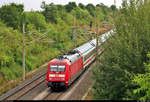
[0,3,24,30]
[41,2,58,24]
[65,2,77,12]
[25,12,47,31]
[93,0,150,100]
[132,53,150,100]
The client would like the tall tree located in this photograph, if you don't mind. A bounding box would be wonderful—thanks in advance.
[93,0,150,100]
[78,3,85,9]
[65,2,77,12]
[85,4,96,17]
[133,53,150,100]
[41,2,58,23]
[0,3,24,29]
[25,11,47,30]
[111,5,116,12]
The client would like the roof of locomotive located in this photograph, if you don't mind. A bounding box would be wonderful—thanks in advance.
[49,50,81,64]
[48,58,71,66]
[63,51,81,63]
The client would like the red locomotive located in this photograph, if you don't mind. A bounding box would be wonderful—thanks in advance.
[46,30,113,90]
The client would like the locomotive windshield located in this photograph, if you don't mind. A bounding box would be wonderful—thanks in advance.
[50,65,65,72]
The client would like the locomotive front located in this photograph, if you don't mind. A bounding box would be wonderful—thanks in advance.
[46,58,70,89]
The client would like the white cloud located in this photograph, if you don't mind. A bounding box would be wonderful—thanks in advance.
[0,0,123,11]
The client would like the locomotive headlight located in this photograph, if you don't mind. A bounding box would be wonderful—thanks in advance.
[49,78,52,80]
[59,74,65,77]
[49,74,55,77]
[61,78,65,80]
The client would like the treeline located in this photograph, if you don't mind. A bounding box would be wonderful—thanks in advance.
[93,0,150,100]
[0,2,113,85]
[0,2,115,31]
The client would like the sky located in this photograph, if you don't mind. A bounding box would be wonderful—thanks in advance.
[0,0,123,11]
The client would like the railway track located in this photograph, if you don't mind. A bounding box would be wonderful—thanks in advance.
[44,91,63,100]
[0,69,47,100]
[33,89,64,100]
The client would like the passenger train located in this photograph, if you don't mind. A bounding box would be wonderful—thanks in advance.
[46,30,114,90]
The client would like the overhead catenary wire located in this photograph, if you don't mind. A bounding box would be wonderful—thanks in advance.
[25,32,51,46]
[24,29,50,34]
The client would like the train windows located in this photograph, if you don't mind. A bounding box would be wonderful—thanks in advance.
[84,49,96,62]
[50,65,66,72]
[58,65,65,72]
[50,65,58,71]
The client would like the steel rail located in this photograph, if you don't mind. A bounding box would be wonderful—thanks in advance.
[0,69,47,100]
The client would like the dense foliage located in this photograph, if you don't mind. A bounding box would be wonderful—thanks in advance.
[0,2,112,85]
[0,3,24,30]
[132,53,150,100]
[93,0,150,100]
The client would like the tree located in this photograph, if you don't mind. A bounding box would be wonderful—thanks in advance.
[25,12,47,30]
[65,2,77,12]
[85,4,95,17]
[71,7,92,23]
[56,5,68,21]
[95,6,105,22]
[56,4,64,11]
[78,3,85,9]
[132,53,150,100]
[93,0,150,100]
[0,3,24,29]
[41,2,58,23]
[97,3,111,16]
[111,5,116,12]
